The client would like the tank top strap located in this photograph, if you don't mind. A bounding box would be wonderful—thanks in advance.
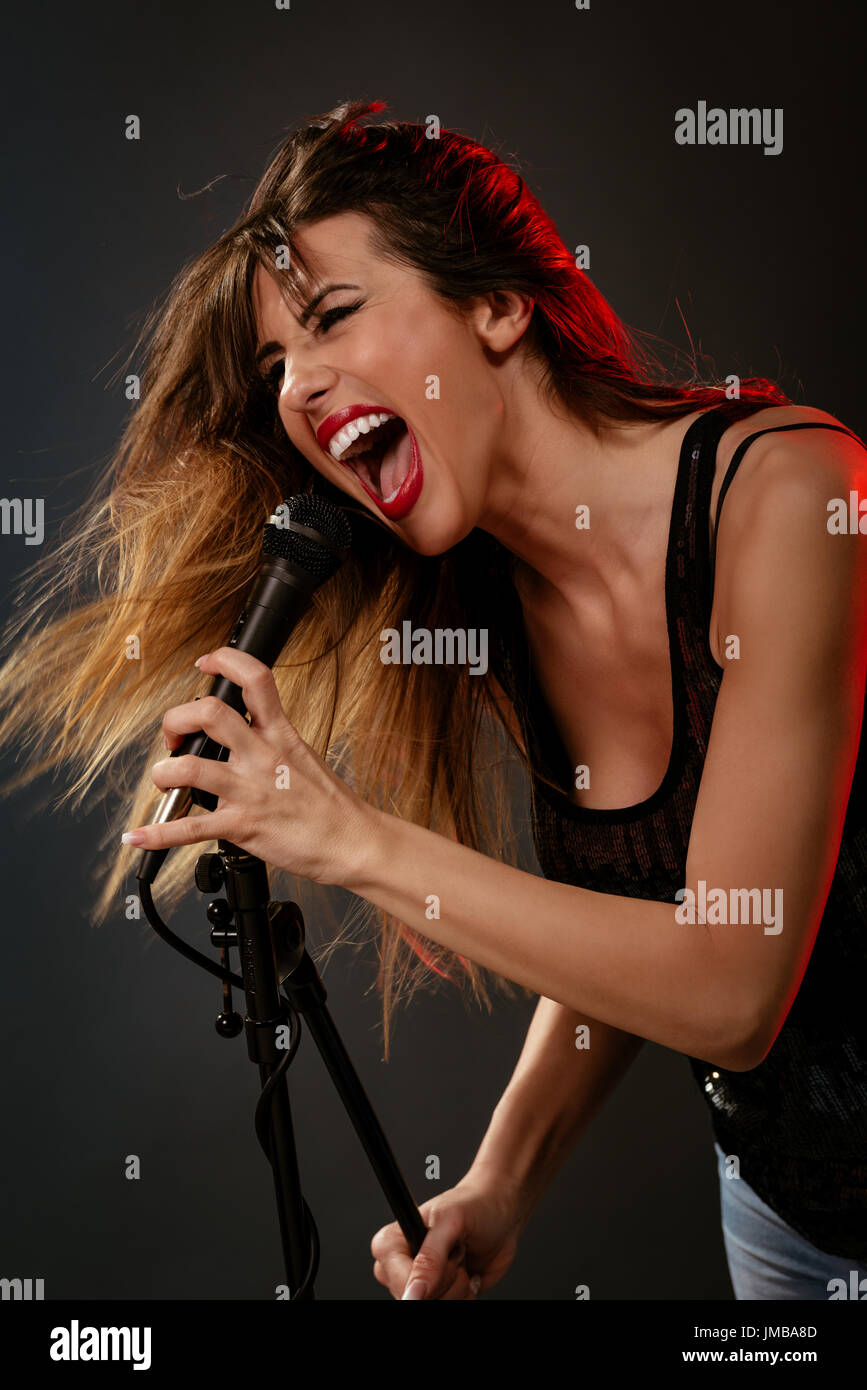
[676,400,772,665]
[709,419,867,593]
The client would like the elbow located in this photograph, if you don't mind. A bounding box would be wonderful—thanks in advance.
[718,1031,771,1073]
[702,997,775,1074]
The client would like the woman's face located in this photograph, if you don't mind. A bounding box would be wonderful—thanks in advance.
[251,211,531,555]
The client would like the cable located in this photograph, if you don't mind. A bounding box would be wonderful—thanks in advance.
[255,1012,301,1155]
[138,879,244,989]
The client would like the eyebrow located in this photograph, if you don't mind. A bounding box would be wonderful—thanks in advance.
[254,282,361,367]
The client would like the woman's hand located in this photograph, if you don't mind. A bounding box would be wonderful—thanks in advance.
[371,1169,526,1300]
[121,646,382,887]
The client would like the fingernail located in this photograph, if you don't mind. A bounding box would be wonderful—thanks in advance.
[122,832,146,846]
[469,1275,481,1296]
[401,1279,427,1301]
[194,655,208,668]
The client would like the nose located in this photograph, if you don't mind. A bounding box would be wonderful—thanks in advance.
[277,351,337,422]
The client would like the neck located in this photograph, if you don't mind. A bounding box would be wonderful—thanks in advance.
[477,384,702,610]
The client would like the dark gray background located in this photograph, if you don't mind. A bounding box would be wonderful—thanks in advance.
[1,0,863,1300]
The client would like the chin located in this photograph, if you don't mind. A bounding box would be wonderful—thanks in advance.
[320,466,472,558]
[398,507,474,558]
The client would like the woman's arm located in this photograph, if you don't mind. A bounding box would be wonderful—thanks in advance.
[350,800,748,1064]
[467,997,645,1225]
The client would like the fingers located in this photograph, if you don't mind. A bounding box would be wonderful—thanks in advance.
[121,807,235,852]
[194,649,294,736]
[371,1246,481,1301]
[163,695,257,758]
[120,755,239,851]
[371,1212,470,1301]
[150,753,236,800]
[402,1210,466,1300]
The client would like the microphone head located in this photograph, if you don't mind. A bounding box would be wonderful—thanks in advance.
[262,494,352,584]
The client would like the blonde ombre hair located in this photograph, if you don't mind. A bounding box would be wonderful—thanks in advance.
[0,99,789,1056]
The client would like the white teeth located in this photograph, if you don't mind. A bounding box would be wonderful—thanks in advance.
[328,411,396,461]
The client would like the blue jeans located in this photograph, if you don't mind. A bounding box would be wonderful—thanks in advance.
[714,1141,867,1299]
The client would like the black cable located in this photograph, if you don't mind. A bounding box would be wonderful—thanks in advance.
[255,1012,302,1155]
[137,875,320,1298]
[138,879,245,989]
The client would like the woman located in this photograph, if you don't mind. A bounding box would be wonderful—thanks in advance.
[2,99,865,1302]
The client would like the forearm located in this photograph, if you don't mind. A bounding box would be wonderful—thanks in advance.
[348,809,749,1067]
[467,996,644,1225]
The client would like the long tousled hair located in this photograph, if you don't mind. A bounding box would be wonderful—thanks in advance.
[0,98,790,1057]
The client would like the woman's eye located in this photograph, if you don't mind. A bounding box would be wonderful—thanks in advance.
[260,300,364,394]
[264,361,284,393]
[315,299,363,336]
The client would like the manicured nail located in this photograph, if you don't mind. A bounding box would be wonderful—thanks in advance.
[122,832,146,846]
[194,655,208,668]
[401,1279,427,1301]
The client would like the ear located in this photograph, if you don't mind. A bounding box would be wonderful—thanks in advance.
[468,289,535,352]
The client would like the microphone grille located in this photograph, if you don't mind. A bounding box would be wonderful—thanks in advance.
[262,494,352,583]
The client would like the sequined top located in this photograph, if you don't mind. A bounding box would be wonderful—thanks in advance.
[485,400,867,1261]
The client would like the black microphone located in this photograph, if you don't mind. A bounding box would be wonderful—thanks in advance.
[135,494,352,886]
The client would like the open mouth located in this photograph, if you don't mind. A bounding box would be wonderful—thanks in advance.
[333,414,414,505]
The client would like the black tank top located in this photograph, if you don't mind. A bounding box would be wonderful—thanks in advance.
[486,400,867,1261]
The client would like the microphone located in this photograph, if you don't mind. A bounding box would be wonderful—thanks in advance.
[135,494,352,885]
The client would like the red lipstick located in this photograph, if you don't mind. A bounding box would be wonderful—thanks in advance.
[315,404,396,452]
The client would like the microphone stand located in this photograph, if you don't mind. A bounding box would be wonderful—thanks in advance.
[131,497,428,1296]
[138,842,428,1299]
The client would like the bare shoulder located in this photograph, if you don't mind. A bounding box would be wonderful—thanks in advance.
[708,403,867,663]
[711,403,866,545]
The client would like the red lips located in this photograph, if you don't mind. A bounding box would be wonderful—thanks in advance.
[315,404,398,452]
[314,402,424,523]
